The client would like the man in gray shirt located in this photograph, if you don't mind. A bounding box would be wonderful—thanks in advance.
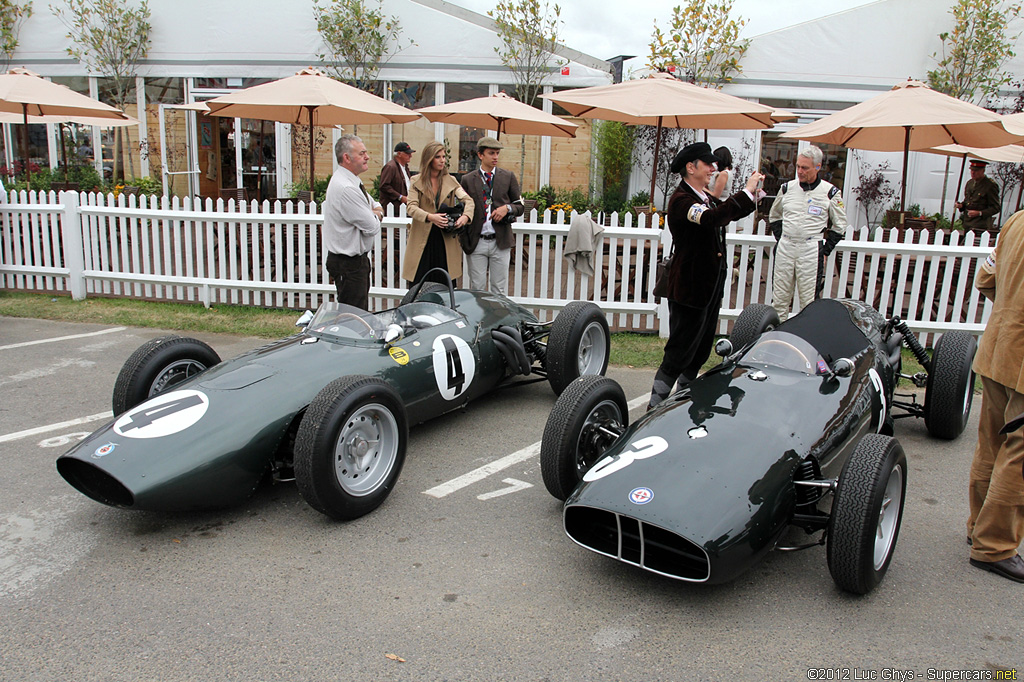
[323,134,383,310]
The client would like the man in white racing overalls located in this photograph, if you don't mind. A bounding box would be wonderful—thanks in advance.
[768,146,848,322]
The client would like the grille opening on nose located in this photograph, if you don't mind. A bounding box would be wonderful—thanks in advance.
[56,459,134,508]
[564,505,710,582]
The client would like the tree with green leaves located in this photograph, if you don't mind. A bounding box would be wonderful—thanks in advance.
[489,0,563,108]
[489,0,564,186]
[51,0,151,182]
[313,0,410,94]
[647,0,749,88]
[0,0,32,69]
[926,0,1021,216]
[593,120,635,214]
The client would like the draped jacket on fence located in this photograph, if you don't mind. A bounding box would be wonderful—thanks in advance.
[662,180,755,309]
[404,174,475,282]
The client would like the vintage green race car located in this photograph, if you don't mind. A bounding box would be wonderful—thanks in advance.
[57,272,610,521]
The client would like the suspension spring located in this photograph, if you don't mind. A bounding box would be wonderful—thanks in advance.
[892,317,931,372]
[522,326,546,365]
[794,459,824,507]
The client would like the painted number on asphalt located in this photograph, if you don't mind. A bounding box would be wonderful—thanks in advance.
[37,432,91,448]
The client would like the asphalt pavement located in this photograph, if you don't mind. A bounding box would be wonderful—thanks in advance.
[0,316,1020,681]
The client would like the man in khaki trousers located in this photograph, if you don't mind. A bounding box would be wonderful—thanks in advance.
[968,209,1024,583]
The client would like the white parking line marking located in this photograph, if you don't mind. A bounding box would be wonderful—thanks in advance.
[477,478,533,500]
[0,412,113,444]
[0,326,127,351]
[423,394,650,499]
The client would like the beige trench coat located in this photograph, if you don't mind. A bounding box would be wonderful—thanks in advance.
[404,173,474,282]
[974,210,1024,392]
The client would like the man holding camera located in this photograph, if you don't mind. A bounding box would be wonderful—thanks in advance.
[460,136,524,295]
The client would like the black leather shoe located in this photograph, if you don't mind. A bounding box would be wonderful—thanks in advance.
[970,555,1024,583]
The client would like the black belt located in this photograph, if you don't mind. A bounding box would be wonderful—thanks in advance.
[328,251,368,259]
[480,233,497,241]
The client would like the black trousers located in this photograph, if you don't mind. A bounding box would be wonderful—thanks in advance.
[658,298,721,385]
[325,252,371,311]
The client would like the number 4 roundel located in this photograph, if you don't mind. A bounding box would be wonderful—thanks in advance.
[431,334,476,401]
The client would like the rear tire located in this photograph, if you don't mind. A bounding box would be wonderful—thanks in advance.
[827,434,907,595]
[546,301,610,395]
[112,336,220,415]
[730,303,780,349]
[540,375,628,501]
[924,330,977,440]
[294,376,408,521]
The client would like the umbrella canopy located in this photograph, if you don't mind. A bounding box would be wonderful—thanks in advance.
[0,110,140,184]
[0,67,130,183]
[541,73,776,200]
[205,67,421,182]
[922,143,1024,221]
[780,80,1024,209]
[415,92,577,139]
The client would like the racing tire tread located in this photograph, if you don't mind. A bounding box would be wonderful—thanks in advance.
[546,301,610,396]
[924,330,977,440]
[730,303,780,350]
[112,335,220,415]
[293,375,408,521]
[827,434,907,595]
[541,375,628,501]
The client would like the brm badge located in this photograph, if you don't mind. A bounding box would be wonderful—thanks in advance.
[629,487,654,505]
[92,443,116,459]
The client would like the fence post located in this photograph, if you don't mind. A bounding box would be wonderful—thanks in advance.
[60,190,87,300]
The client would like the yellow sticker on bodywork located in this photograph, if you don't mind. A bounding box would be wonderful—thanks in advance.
[389,347,409,365]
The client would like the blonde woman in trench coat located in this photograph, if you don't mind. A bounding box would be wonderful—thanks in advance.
[404,141,474,285]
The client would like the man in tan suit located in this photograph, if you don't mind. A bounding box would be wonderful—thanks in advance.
[968,209,1024,583]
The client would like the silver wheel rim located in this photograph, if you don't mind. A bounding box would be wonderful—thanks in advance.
[873,463,903,570]
[149,359,208,396]
[577,321,608,376]
[575,398,622,476]
[333,402,400,496]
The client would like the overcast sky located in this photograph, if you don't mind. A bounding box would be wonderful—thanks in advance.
[451,0,876,66]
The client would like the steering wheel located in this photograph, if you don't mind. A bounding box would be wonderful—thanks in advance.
[333,312,376,336]
[405,267,457,309]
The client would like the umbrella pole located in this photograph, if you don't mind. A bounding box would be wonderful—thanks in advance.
[60,123,69,184]
[308,106,315,188]
[899,127,910,212]
[649,117,663,206]
[951,155,967,226]
[22,103,31,187]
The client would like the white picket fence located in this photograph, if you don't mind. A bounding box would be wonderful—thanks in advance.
[0,189,996,343]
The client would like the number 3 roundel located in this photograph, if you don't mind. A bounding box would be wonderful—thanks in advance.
[431,334,476,401]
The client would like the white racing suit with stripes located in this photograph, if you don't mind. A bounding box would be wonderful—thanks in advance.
[768,178,848,321]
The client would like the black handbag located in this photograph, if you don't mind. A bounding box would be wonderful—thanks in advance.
[652,245,674,299]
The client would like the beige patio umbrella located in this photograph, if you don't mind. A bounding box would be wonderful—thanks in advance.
[204,67,421,184]
[415,92,577,139]
[541,73,776,200]
[925,143,1024,218]
[781,80,1024,209]
[0,67,130,184]
[0,110,140,184]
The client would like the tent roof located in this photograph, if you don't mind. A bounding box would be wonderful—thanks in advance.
[726,0,1024,106]
[13,0,611,86]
